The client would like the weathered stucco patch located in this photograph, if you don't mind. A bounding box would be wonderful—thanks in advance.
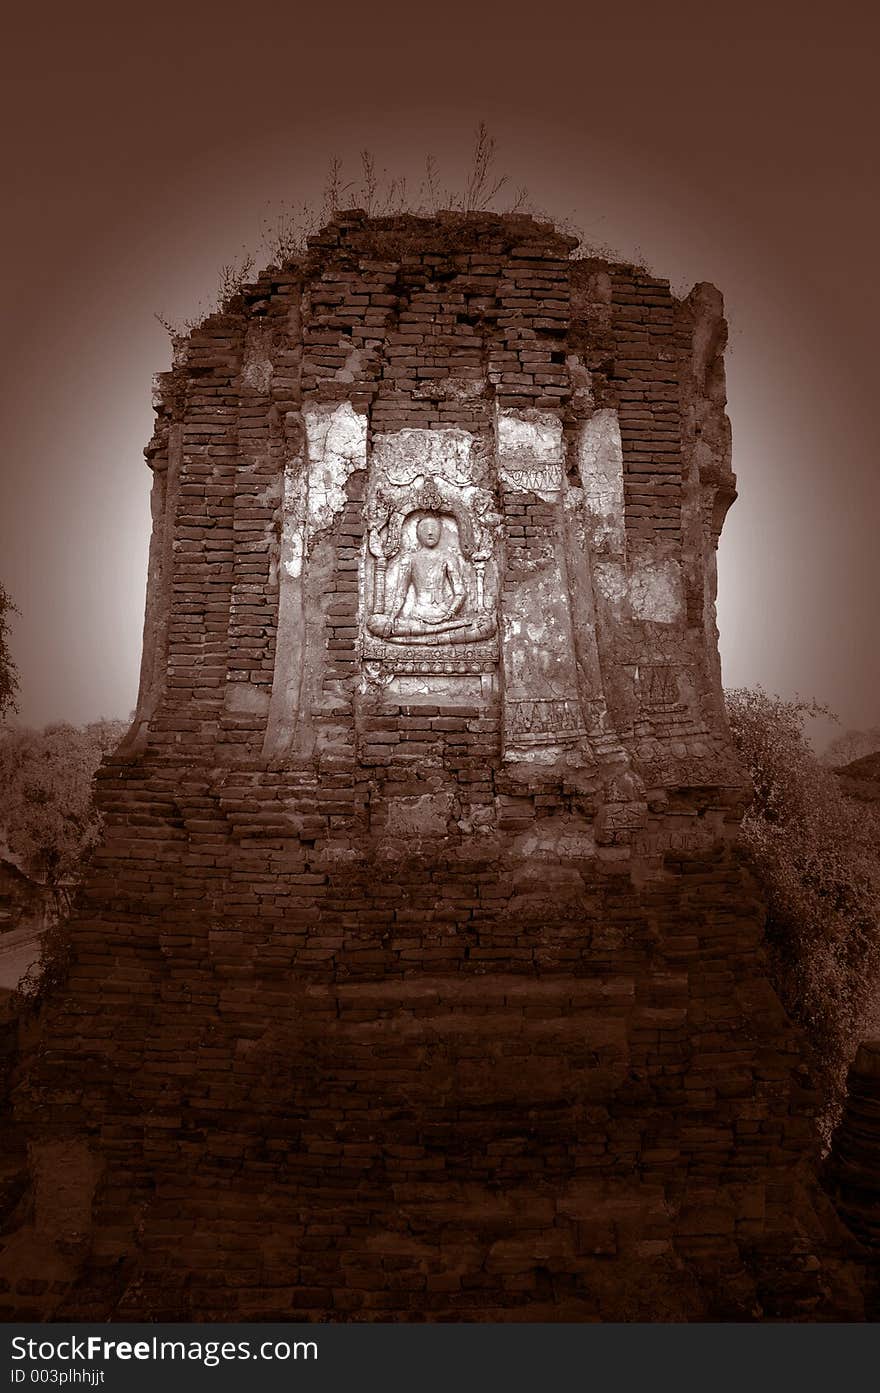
[334,346,366,383]
[224,682,270,714]
[502,571,580,692]
[304,402,368,535]
[384,794,453,841]
[497,407,589,761]
[241,324,274,394]
[629,558,683,623]
[497,408,563,464]
[592,559,628,607]
[371,427,480,486]
[497,407,564,497]
[513,817,597,861]
[372,673,491,705]
[280,458,307,579]
[576,408,625,554]
[411,376,486,403]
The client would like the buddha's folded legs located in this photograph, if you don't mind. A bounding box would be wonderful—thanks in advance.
[366,613,497,644]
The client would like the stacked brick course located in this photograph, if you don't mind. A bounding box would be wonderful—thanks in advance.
[825,1044,880,1258]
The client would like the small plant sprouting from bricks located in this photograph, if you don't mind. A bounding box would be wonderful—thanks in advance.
[154,247,257,345]
[461,121,514,213]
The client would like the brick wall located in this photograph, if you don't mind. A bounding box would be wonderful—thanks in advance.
[0,212,870,1321]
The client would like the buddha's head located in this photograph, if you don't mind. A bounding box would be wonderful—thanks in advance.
[416,514,442,549]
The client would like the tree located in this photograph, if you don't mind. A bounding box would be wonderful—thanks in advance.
[0,584,19,722]
[0,719,127,911]
[725,687,880,1139]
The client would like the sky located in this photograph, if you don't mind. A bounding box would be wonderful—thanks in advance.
[1,6,878,751]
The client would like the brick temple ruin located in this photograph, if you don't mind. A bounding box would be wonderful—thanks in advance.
[0,211,872,1319]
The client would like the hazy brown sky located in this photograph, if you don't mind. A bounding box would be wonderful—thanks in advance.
[2,8,878,748]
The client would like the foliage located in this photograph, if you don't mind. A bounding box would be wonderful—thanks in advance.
[13,911,73,1008]
[725,687,880,1137]
[0,584,20,723]
[0,719,126,909]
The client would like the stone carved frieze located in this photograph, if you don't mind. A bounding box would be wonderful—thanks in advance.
[612,630,696,720]
[496,408,591,760]
[638,665,682,711]
[632,827,718,855]
[634,741,744,790]
[499,462,564,496]
[496,409,565,501]
[505,697,587,747]
[360,644,498,677]
[360,436,502,678]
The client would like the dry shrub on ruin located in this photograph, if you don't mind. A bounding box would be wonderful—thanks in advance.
[157,125,539,340]
[726,686,880,1137]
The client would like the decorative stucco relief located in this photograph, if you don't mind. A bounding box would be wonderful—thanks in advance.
[359,429,501,679]
[264,401,368,756]
[497,407,565,501]
[496,407,590,761]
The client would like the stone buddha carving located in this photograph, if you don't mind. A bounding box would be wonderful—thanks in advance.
[366,511,496,646]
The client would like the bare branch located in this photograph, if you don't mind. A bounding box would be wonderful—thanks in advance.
[382,175,408,215]
[260,199,316,266]
[506,183,531,214]
[461,121,507,212]
[418,153,445,213]
[358,150,378,215]
[153,310,182,340]
[322,156,354,218]
[218,252,255,304]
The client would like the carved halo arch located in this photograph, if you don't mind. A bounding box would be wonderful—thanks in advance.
[372,474,477,561]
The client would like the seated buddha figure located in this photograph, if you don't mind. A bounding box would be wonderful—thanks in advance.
[366,513,495,646]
